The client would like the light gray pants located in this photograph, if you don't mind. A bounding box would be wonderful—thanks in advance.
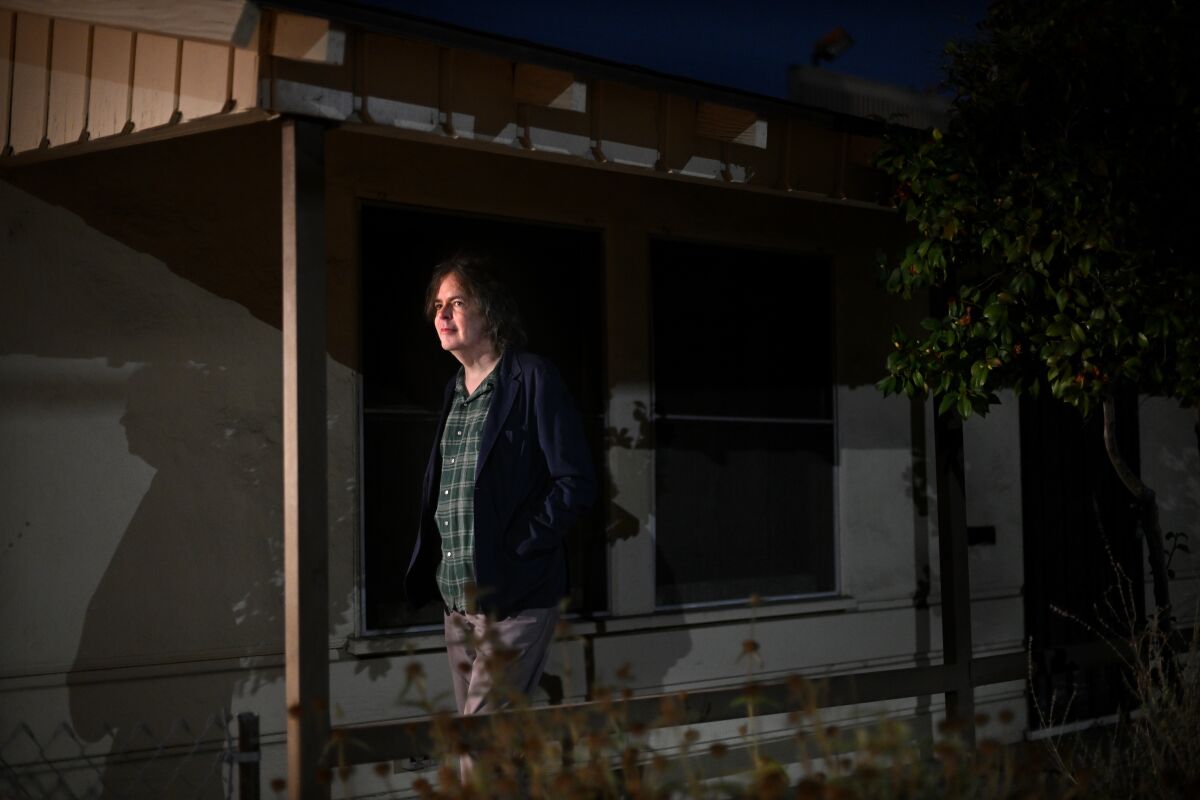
[443,606,559,715]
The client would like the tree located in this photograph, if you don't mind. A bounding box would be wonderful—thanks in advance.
[875,0,1200,620]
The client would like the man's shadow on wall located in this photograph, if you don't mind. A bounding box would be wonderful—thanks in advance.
[67,364,285,798]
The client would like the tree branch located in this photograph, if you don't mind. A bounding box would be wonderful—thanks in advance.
[1101,397,1147,501]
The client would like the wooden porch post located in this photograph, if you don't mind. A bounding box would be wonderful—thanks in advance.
[934,408,975,745]
[281,117,331,799]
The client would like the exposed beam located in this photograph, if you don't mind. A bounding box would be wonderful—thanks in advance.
[281,116,330,800]
[0,108,275,167]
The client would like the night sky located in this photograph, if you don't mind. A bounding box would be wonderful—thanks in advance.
[358,0,990,97]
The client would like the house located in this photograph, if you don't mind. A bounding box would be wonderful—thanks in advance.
[1,1,1195,797]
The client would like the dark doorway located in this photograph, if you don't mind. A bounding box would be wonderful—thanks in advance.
[1020,394,1144,725]
[359,203,607,633]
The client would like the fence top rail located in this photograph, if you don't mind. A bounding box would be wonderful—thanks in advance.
[327,652,1026,767]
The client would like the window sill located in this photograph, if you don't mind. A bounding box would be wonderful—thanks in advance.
[593,595,857,634]
[346,595,858,658]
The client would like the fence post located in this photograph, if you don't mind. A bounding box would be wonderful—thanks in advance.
[238,712,260,800]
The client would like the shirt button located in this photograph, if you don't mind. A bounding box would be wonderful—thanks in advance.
[443,521,448,527]
[457,430,463,436]
[450,458,455,463]
[444,489,449,495]
[447,550,453,557]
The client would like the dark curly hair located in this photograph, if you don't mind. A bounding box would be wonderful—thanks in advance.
[424,252,527,352]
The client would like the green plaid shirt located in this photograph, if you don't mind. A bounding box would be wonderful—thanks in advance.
[434,366,497,612]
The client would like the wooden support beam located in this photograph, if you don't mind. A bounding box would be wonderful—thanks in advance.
[282,117,331,800]
[934,399,975,744]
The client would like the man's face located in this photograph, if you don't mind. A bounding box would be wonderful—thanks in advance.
[433,274,491,357]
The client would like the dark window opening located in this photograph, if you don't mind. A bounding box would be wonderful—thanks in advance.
[650,239,836,607]
[360,204,607,633]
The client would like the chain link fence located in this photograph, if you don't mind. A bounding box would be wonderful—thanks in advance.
[0,712,259,800]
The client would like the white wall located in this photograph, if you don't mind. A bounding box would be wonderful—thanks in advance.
[1140,396,1200,626]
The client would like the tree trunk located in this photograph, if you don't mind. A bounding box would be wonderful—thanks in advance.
[1101,397,1172,621]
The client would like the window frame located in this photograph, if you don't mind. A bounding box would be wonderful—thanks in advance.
[646,235,842,611]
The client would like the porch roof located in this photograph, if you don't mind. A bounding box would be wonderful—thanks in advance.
[0,0,915,207]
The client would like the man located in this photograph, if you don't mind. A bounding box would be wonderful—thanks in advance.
[405,253,596,722]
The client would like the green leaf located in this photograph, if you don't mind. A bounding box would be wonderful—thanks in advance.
[957,394,973,418]
[939,392,957,415]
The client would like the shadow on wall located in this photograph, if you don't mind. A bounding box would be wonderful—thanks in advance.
[70,364,283,798]
[603,398,651,545]
[601,397,693,692]
[0,122,354,797]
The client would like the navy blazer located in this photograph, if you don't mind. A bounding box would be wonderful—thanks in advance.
[405,349,597,616]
